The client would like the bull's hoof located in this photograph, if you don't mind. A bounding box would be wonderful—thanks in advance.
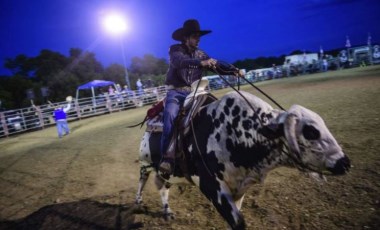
[135,198,143,205]
[163,212,175,221]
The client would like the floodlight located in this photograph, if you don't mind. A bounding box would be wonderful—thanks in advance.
[102,13,129,35]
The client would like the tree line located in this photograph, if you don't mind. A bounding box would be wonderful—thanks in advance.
[0,47,296,110]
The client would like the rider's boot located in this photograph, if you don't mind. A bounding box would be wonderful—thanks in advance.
[159,137,176,175]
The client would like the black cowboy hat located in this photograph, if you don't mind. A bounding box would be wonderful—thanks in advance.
[172,19,211,41]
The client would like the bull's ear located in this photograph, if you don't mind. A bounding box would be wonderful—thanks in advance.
[259,123,284,139]
[258,112,286,138]
[258,112,286,139]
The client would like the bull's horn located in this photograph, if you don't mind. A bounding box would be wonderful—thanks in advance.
[284,113,300,155]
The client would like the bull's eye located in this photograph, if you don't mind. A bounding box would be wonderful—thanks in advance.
[302,124,320,140]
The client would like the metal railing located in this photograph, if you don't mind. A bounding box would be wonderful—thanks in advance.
[0,77,258,138]
[0,86,168,138]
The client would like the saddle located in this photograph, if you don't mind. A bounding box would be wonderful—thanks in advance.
[146,78,216,133]
[145,79,217,179]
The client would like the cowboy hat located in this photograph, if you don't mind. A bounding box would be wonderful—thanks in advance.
[172,19,211,41]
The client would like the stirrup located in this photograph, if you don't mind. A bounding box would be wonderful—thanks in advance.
[159,160,174,175]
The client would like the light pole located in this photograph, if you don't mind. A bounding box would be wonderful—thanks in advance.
[120,40,130,88]
[368,33,373,65]
[345,36,351,64]
[319,46,324,72]
[101,12,131,88]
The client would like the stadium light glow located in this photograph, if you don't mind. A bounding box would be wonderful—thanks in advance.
[99,11,131,88]
[101,13,129,35]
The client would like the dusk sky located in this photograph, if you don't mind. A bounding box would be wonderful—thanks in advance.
[0,0,379,75]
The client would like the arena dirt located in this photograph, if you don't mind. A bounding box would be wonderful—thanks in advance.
[0,66,379,229]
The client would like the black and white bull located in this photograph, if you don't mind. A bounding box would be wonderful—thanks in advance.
[135,91,350,229]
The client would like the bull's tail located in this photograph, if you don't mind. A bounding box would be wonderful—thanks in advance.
[126,115,148,129]
[127,100,164,129]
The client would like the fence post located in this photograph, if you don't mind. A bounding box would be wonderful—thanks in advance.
[105,94,112,113]
[0,112,9,137]
[35,106,44,129]
[75,100,82,120]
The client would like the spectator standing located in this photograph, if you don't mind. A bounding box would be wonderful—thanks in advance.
[48,98,71,138]
[115,84,122,93]
[122,85,134,97]
[136,78,144,96]
[146,79,153,88]
[272,64,278,78]
[322,57,328,72]
[108,85,115,95]
[136,79,143,90]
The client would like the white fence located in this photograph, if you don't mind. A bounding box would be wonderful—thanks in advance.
[0,86,168,138]
[0,76,254,138]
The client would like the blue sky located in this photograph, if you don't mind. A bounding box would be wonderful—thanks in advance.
[0,0,379,75]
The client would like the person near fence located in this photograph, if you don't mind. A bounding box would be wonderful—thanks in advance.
[122,85,134,98]
[159,19,243,175]
[322,56,328,72]
[108,85,115,95]
[136,79,144,96]
[48,99,71,138]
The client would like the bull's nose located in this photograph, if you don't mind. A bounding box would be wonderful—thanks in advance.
[327,156,351,175]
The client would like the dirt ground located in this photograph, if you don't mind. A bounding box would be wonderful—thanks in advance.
[0,66,379,230]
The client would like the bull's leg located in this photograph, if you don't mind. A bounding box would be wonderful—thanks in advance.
[199,172,246,229]
[154,174,175,220]
[135,165,152,204]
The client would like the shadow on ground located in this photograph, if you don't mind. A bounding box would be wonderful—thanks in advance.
[0,199,157,230]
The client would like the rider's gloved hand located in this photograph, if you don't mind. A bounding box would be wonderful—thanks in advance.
[201,58,218,68]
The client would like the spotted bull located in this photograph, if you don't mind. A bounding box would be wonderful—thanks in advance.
[135,90,350,229]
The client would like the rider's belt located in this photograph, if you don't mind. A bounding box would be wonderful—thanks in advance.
[167,85,192,92]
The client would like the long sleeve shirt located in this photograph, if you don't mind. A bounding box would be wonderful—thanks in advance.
[165,44,239,88]
[54,103,71,121]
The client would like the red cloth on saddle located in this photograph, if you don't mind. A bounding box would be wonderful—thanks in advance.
[147,100,164,119]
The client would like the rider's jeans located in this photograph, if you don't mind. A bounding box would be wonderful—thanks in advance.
[161,89,189,160]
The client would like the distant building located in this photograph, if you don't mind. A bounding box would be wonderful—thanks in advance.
[342,44,380,66]
[283,53,319,66]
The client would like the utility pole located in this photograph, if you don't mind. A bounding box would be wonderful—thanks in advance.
[368,33,373,65]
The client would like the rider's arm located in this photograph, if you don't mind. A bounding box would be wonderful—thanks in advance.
[169,45,243,76]
[63,103,71,113]
[169,45,213,69]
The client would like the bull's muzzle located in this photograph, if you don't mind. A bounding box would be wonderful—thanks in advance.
[327,156,351,175]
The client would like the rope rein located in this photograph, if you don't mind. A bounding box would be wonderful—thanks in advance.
[188,63,286,177]
[214,61,285,111]
[213,64,309,172]
[188,71,216,177]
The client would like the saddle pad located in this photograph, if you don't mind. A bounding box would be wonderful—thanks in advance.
[146,113,163,133]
